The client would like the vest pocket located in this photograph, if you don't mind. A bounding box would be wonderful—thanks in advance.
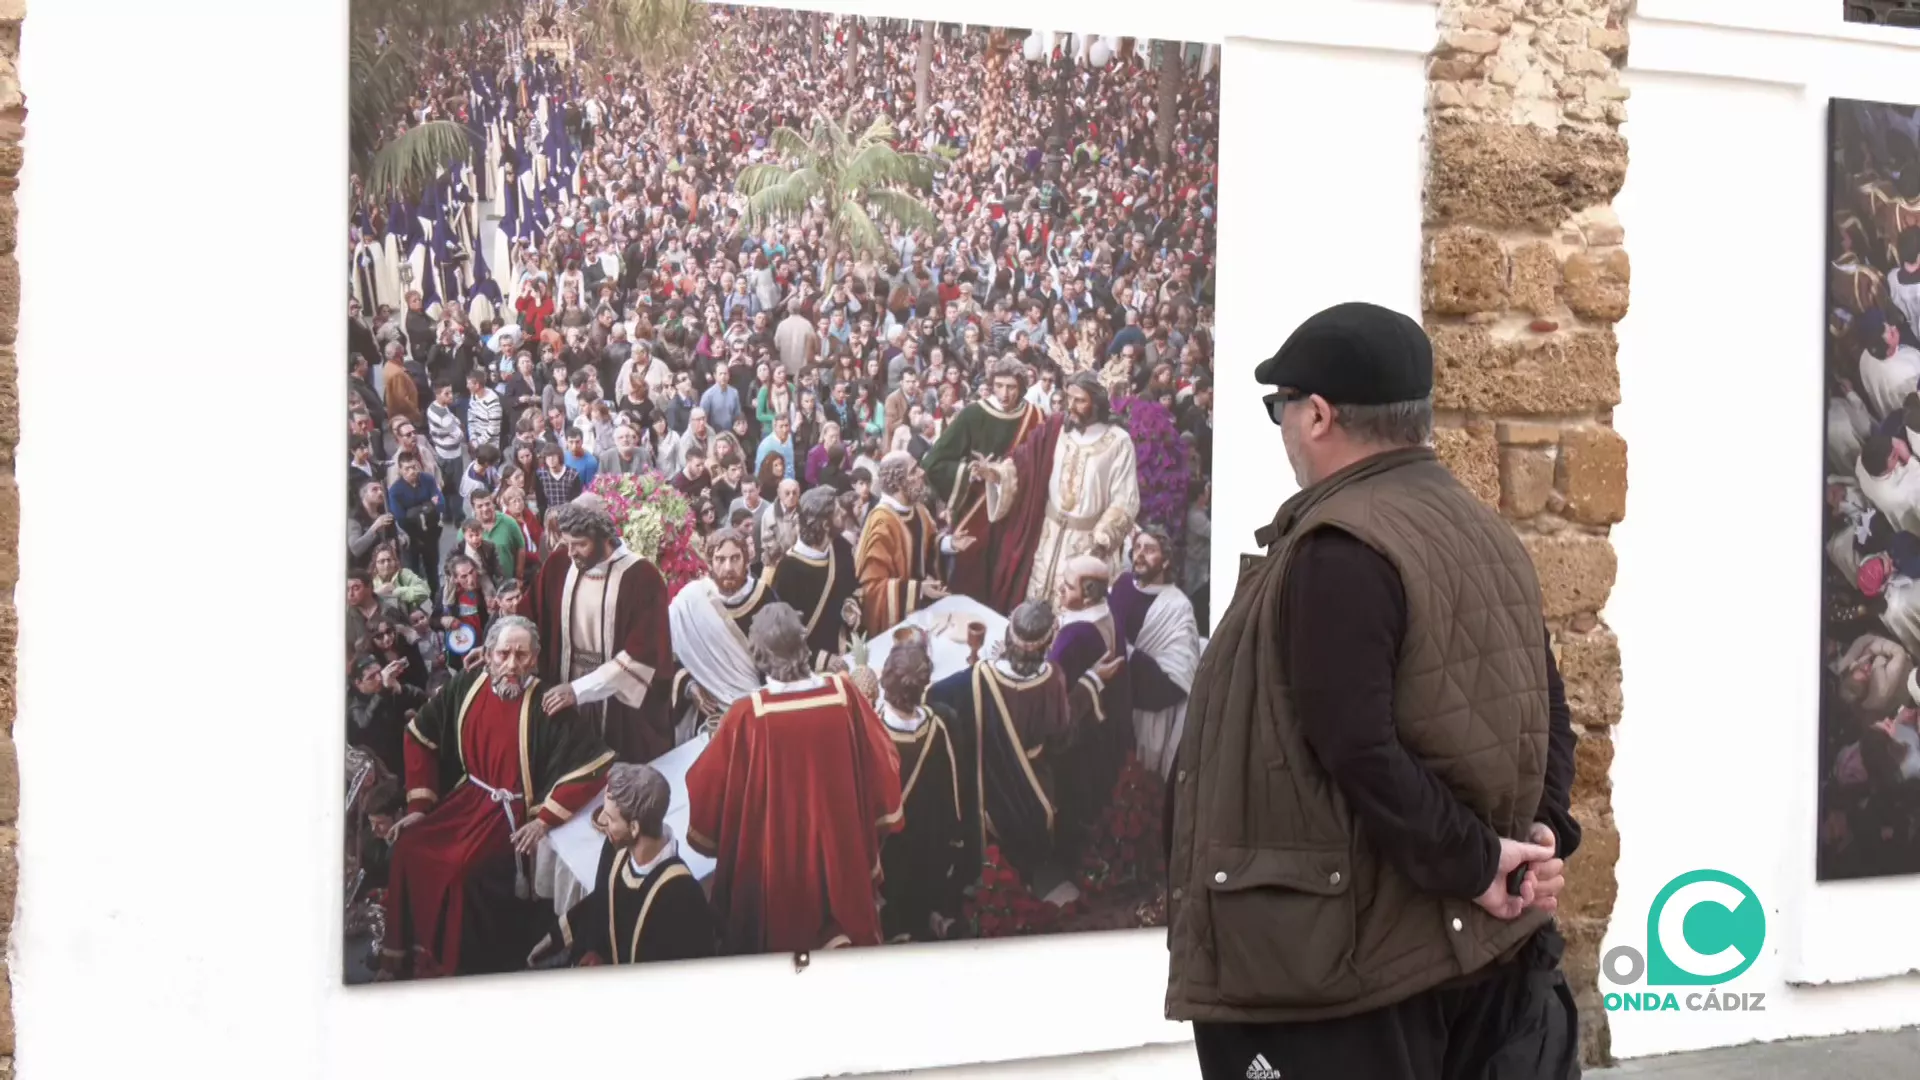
[1204,844,1362,1007]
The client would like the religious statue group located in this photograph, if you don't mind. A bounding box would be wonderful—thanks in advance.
[366,370,1205,977]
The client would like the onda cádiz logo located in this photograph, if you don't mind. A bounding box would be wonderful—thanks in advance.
[1602,870,1768,1014]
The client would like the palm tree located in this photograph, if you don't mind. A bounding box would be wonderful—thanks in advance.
[350,0,510,199]
[735,110,945,288]
[967,28,1013,168]
[914,22,936,125]
[580,0,709,71]
[1154,40,1181,163]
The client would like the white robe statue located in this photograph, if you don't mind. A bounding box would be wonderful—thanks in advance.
[986,420,1140,605]
[666,576,765,741]
[1130,581,1199,779]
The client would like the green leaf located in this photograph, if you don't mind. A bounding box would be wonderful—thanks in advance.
[367,120,477,200]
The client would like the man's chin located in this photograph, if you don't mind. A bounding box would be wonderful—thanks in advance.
[492,675,527,701]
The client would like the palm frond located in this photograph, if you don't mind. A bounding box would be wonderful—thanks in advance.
[736,163,822,199]
[864,189,940,235]
[740,167,823,225]
[855,115,897,149]
[829,108,856,162]
[842,143,934,193]
[367,120,475,199]
[767,125,814,165]
[833,199,886,258]
[584,0,710,69]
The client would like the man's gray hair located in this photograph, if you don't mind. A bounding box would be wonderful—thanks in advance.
[875,450,916,498]
[797,487,836,546]
[747,602,813,683]
[485,614,541,655]
[551,502,619,547]
[1004,600,1057,678]
[1332,396,1434,448]
[604,763,670,838]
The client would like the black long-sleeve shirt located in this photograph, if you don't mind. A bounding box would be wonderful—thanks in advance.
[1281,528,1581,902]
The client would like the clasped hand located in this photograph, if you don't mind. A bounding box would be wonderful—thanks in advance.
[1472,824,1565,921]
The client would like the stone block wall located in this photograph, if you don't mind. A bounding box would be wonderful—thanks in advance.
[1424,0,1628,1066]
[0,1,19,1074]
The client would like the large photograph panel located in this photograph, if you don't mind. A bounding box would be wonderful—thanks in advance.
[345,0,1219,980]
[1819,98,1920,881]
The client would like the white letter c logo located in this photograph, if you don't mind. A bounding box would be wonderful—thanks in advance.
[1656,880,1749,978]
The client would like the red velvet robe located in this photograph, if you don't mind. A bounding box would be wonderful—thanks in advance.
[981,413,1065,615]
[382,671,613,977]
[533,547,675,764]
[685,674,905,954]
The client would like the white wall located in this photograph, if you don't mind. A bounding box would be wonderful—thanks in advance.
[26,1,1920,1078]
[1608,0,1920,1060]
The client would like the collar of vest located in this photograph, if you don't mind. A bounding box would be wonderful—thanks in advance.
[1254,447,1436,550]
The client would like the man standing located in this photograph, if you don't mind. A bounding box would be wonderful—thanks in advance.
[469,487,527,584]
[666,528,779,738]
[884,369,925,441]
[1108,526,1200,779]
[597,421,649,479]
[425,383,468,525]
[855,451,967,631]
[917,358,1045,605]
[383,341,423,427]
[379,616,614,979]
[387,451,445,595]
[562,429,600,490]
[526,763,716,966]
[776,301,820,376]
[686,604,904,954]
[876,633,969,943]
[983,372,1140,610]
[699,360,743,433]
[466,367,505,452]
[1167,303,1580,1080]
[770,488,861,670]
[928,601,1076,906]
[532,502,676,764]
[756,413,795,477]
[670,446,711,503]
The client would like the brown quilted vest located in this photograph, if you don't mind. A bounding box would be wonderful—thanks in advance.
[1164,447,1551,1024]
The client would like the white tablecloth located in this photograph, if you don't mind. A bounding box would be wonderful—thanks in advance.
[531,733,715,917]
[851,595,1009,710]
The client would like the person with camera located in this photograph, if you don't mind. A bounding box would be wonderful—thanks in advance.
[387,449,446,599]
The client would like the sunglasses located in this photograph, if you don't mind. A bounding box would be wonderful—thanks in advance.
[1262,387,1304,425]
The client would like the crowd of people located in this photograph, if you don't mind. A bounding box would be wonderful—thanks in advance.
[344,2,1218,980]
[1821,100,1920,880]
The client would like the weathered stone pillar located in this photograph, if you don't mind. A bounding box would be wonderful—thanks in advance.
[1424,0,1627,1066]
[0,1,20,1073]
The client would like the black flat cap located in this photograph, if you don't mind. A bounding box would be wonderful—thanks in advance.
[1253,302,1433,405]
